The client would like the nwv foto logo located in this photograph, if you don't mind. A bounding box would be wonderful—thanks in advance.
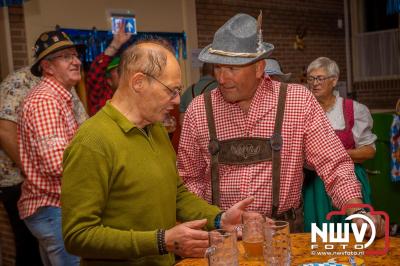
[310,204,390,255]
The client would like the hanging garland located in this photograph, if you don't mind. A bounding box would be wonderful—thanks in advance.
[59,27,187,67]
[0,0,25,7]
[387,0,400,15]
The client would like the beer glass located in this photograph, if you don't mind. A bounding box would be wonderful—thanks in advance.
[205,229,239,266]
[263,220,291,266]
[162,113,176,133]
[241,211,265,260]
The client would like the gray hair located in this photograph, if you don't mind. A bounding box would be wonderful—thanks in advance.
[119,38,175,81]
[307,57,340,78]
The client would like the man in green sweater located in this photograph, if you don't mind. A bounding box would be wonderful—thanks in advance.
[61,39,253,266]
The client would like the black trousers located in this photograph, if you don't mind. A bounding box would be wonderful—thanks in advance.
[0,183,43,266]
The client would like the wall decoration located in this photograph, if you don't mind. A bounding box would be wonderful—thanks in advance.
[58,26,187,68]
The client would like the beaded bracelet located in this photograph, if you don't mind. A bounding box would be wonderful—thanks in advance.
[156,229,168,255]
[214,212,224,229]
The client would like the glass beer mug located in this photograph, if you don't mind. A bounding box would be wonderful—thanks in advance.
[263,220,291,266]
[205,229,239,266]
[240,211,265,261]
[162,113,176,133]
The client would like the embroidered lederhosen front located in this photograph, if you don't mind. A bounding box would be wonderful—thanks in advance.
[204,83,287,219]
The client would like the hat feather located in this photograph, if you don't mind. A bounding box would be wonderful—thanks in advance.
[257,10,263,53]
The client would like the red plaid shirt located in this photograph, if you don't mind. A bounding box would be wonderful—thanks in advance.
[86,53,113,116]
[17,77,79,219]
[177,78,362,217]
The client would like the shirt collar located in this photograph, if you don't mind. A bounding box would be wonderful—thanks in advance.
[42,77,73,103]
[214,76,275,111]
[102,101,148,133]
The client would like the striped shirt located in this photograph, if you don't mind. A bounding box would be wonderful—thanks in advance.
[177,78,362,217]
[18,77,79,219]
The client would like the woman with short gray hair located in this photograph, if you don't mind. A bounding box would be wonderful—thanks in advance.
[303,56,377,232]
[307,56,340,79]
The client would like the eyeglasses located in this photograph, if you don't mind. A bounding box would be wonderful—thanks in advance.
[47,53,80,63]
[144,73,182,99]
[307,75,335,84]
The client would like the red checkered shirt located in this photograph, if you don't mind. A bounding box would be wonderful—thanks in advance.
[17,77,79,219]
[86,53,114,116]
[177,78,362,217]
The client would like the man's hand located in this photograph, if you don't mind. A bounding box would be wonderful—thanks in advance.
[344,199,386,239]
[164,219,209,257]
[352,213,385,239]
[220,196,254,232]
[105,21,132,56]
[112,21,132,47]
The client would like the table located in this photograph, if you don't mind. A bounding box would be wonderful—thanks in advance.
[176,233,400,266]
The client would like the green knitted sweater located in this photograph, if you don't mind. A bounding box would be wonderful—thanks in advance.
[61,101,220,266]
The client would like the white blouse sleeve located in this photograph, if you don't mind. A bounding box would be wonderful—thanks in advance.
[352,101,377,149]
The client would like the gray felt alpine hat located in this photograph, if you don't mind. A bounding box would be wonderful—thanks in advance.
[198,13,274,65]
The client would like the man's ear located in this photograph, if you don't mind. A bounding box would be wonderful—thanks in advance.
[255,59,266,79]
[40,60,52,75]
[130,72,146,93]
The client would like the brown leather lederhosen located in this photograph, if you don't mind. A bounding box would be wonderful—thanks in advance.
[204,82,304,232]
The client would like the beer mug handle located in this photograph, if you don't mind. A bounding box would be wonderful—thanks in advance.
[205,246,216,264]
[234,224,243,238]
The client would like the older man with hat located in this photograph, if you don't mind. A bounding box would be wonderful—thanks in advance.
[177,13,385,237]
[17,30,87,265]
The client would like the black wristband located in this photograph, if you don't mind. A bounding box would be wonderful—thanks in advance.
[156,229,168,255]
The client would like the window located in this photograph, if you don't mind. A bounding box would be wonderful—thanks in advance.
[351,0,400,80]
[363,0,399,32]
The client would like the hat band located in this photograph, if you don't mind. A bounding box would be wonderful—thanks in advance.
[208,47,265,58]
[36,40,76,60]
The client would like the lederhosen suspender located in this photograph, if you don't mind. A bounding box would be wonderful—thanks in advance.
[204,89,221,206]
[204,83,288,219]
[271,83,287,218]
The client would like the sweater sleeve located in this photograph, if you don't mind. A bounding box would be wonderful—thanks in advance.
[175,176,220,230]
[61,142,159,259]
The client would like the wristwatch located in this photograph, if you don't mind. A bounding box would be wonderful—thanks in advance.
[352,208,369,215]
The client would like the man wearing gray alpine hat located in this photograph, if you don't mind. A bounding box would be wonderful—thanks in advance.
[177,13,385,236]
